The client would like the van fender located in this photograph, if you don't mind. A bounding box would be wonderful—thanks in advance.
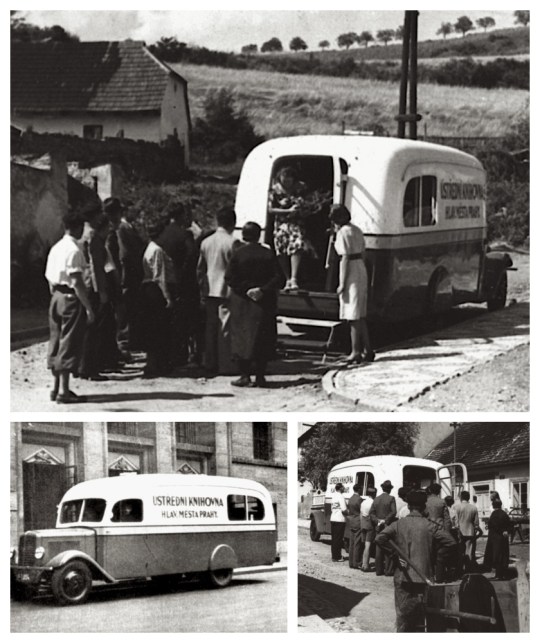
[310,510,326,534]
[209,544,238,571]
[47,550,116,583]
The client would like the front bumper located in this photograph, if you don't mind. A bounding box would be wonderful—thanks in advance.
[11,564,53,586]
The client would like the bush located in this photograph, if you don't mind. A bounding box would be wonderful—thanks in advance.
[191,88,264,163]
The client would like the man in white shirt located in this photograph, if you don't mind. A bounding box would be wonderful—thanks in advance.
[197,207,238,375]
[330,483,348,562]
[45,211,94,403]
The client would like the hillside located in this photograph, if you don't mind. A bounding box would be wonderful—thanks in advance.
[176,63,528,139]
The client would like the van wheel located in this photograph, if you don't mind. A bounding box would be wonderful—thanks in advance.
[51,561,92,606]
[310,517,321,542]
[205,568,233,589]
[487,272,507,311]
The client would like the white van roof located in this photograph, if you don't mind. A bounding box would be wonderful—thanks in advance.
[62,474,270,500]
[329,455,443,473]
[246,135,483,171]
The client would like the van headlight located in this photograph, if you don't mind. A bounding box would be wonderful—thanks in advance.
[34,546,45,560]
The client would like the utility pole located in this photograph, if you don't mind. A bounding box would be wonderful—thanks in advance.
[451,422,459,462]
[396,10,422,139]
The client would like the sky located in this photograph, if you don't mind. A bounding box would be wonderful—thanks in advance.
[16,6,523,53]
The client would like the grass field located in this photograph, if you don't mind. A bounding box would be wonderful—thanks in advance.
[176,63,528,139]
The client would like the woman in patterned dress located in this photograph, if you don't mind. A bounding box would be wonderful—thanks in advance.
[268,166,309,291]
[330,204,375,364]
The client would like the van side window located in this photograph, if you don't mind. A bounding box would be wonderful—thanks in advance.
[355,472,375,495]
[227,494,246,521]
[247,496,265,521]
[111,499,143,522]
[403,176,437,227]
[60,500,83,524]
[82,498,106,522]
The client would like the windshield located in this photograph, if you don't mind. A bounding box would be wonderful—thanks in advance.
[60,498,106,524]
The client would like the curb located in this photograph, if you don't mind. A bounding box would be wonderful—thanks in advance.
[11,326,49,343]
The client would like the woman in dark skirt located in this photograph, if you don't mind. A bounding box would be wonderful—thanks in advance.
[225,222,285,387]
[483,499,512,579]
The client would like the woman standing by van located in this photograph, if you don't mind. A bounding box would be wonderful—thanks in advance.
[330,204,374,364]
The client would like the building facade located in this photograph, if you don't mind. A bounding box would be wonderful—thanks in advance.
[11,422,287,547]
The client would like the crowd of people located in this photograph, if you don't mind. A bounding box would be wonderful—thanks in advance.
[44,197,285,403]
[329,482,515,632]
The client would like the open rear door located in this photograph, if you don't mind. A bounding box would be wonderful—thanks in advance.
[437,462,468,499]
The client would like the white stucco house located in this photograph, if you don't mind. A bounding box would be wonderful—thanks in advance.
[426,422,529,524]
[11,39,191,166]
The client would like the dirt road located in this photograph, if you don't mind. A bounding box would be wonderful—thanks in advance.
[10,254,528,413]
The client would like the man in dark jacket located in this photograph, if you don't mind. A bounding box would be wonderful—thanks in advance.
[376,490,456,632]
[347,484,363,569]
[370,480,397,576]
[225,222,285,387]
[425,483,453,582]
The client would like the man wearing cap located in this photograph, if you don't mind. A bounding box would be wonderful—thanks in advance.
[370,480,397,575]
[45,211,95,403]
[376,490,456,632]
[347,484,363,569]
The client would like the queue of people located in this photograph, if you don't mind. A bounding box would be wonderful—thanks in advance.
[44,196,288,402]
[327,481,514,630]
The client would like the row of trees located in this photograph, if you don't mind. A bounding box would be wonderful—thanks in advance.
[437,12,529,40]
[246,11,530,54]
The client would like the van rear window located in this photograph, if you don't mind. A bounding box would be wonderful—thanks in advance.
[403,176,437,227]
[228,495,265,521]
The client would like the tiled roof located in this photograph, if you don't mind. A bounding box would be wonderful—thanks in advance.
[11,40,184,113]
[425,423,529,468]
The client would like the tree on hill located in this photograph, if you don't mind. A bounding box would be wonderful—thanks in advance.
[454,16,475,38]
[377,29,395,46]
[318,39,330,50]
[336,32,358,50]
[436,22,453,39]
[241,43,258,55]
[300,423,419,489]
[476,17,496,33]
[261,37,283,53]
[290,36,308,52]
[395,25,404,41]
[358,30,374,48]
[11,11,78,42]
[151,36,187,62]
[514,11,530,27]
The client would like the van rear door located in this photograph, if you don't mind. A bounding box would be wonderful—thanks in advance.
[437,463,468,499]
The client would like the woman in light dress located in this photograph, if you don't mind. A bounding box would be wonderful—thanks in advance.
[329,204,375,364]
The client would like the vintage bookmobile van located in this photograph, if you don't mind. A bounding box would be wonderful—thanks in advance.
[309,455,467,542]
[11,474,277,605]
[235,136,511,322]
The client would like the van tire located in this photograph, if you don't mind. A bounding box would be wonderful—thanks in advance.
[487,272,507,311]
[51,561,92,606]
[205,568,233,589]
[309,517,321,542]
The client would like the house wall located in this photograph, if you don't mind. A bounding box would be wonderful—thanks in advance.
[11,156,67,303]
[11,422,288,546]
[468,462,529,517]
[229,422,287,544]
[160,76,190,166]
[12,111,162,143]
